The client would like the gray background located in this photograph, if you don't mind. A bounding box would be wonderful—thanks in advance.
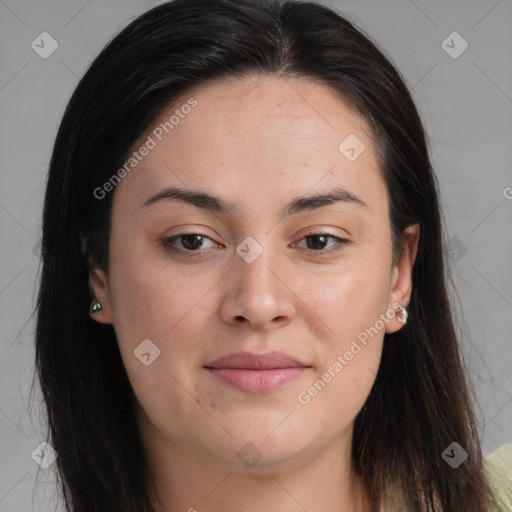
[1,0,511,510]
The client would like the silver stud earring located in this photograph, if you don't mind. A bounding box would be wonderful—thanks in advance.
[397,304,408,325]
[90,300,102,314]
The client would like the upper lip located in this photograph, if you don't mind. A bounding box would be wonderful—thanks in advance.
[205,351,310,370]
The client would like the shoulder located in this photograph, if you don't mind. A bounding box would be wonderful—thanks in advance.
[380,444,512,512]
[484,443,512,512]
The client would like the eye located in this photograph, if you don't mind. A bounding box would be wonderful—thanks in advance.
[161,231,349,257]
[293,232,349,255]
[162,233,219,256]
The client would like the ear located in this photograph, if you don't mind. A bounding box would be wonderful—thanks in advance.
[385,223,420,334]
[88,267,113,324]
[80,232,113,325]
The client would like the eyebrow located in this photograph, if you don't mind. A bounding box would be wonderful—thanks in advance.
[141,185,368,216]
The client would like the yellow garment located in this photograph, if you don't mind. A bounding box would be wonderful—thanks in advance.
[379,443,512,511]
[484,443,512,512]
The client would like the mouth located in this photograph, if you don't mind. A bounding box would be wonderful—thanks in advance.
[204,351,311,394]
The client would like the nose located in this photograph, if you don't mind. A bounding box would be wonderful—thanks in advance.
[218,239,296,331]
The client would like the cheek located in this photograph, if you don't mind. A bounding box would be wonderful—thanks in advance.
[295,272,388,428]
[295,255,392,343]
[296,339,383,442]
[108,246,203,339]
[292,256,390,416]
[106,249,214,397]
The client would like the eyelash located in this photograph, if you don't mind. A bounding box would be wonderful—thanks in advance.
[161,231,349,257]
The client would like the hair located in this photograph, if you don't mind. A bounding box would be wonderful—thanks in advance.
[34,0,496,510]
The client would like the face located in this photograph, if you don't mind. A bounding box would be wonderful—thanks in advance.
[89,75,419,474]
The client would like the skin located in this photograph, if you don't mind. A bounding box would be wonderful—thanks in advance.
[89,75,419,512]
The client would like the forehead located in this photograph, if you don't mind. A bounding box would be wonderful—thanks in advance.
[112,74,386,217]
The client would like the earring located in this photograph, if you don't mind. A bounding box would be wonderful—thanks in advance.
[90,300,102,314]
[397,304,408,325]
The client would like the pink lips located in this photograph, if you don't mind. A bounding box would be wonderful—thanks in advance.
[205,351,310,393]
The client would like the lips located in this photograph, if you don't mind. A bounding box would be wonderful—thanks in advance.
[206,351,308,370]
[204,351,311,393]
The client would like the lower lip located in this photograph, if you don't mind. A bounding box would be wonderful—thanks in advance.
[207,367,308,393]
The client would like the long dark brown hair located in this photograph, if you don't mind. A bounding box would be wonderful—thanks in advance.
[35,0,495,510]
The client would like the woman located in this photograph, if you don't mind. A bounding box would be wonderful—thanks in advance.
[35,0,512,511]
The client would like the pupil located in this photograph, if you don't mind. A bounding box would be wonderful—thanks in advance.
[182,234,203,250]
[307,235,327,250]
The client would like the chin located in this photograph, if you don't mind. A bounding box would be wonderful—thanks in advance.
[189,425,321,474]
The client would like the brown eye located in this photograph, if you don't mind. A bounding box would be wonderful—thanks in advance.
[294,232,349,255]
[179,234,206,251]
[305,234,330,250]
[162,233,218,255]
